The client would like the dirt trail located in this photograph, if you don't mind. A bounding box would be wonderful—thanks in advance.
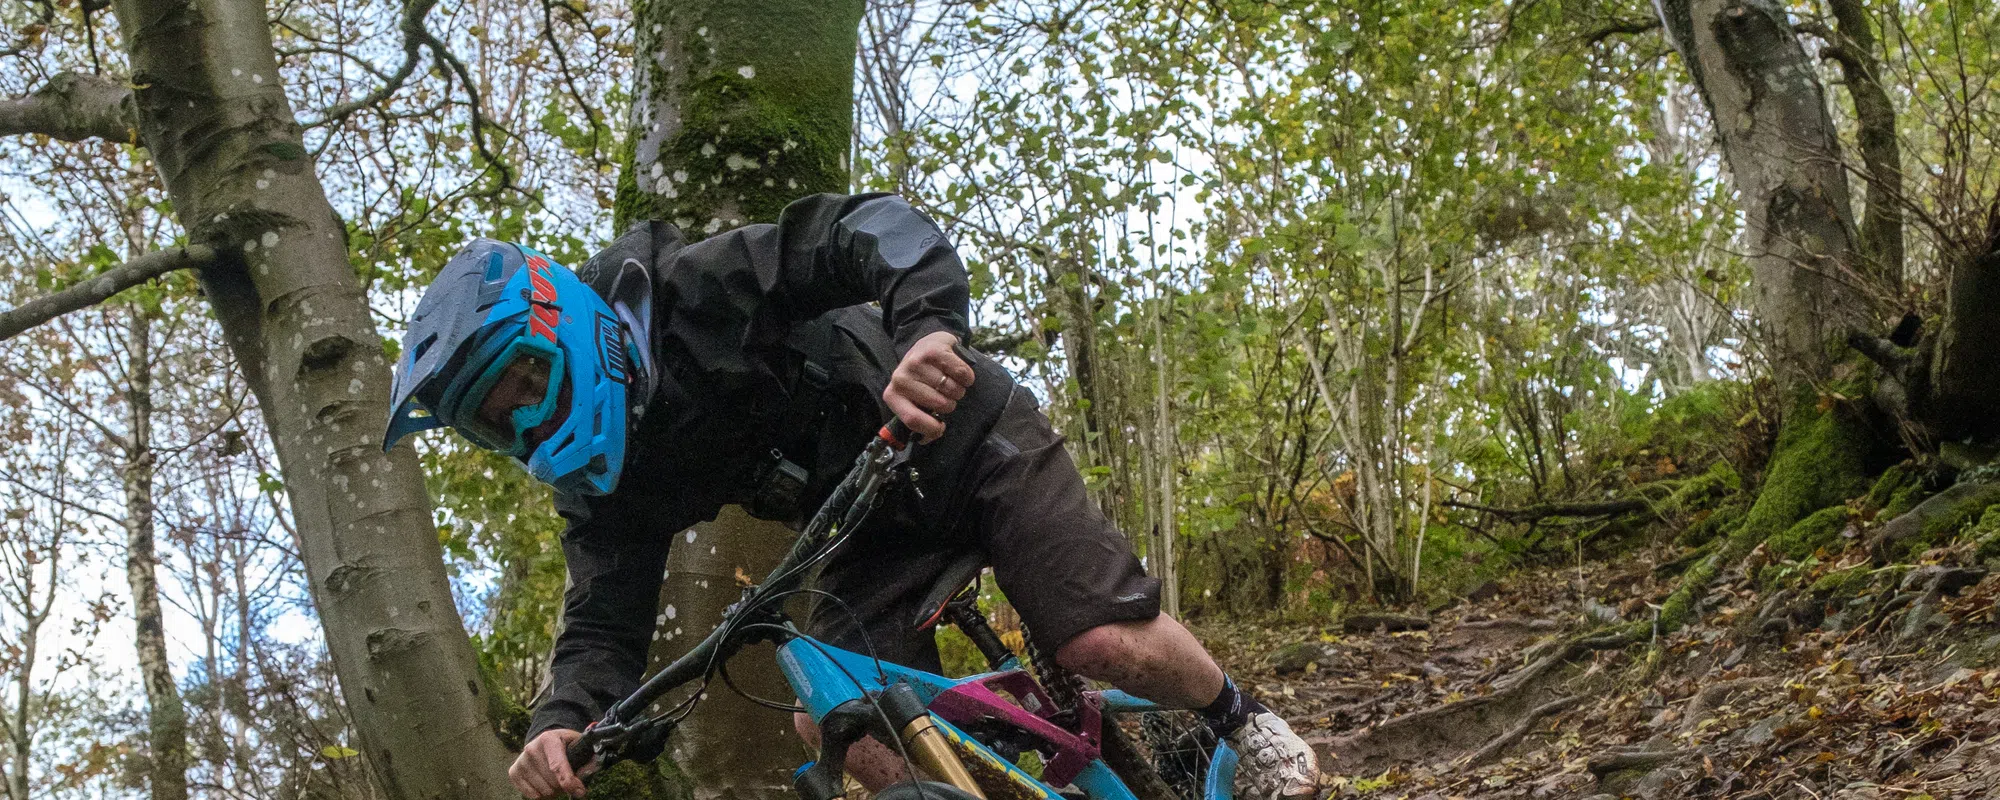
[1195,550,2000,799]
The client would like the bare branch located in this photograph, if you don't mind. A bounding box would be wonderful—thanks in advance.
[311,0,440,128]
[1584,18,1661,46]
[0,245,214,342]
[0,72,137,143]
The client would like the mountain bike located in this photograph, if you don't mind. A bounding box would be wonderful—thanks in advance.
[565,416,1236,800]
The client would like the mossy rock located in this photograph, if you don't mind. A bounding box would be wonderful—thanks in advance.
[1975,508,2000,563]
[1881,480,1931,520]
[1863,463,1920,513]
[1771,506,1853,560]
[1808,564,1874,599]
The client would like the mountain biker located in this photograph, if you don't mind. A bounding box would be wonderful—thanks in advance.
[381,194,1321,800]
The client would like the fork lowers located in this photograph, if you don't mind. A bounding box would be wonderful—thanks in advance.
[879,683,987,799]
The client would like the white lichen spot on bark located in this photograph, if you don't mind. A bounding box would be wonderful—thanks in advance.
[261,231,279,248]
[251,73,263,84]
[672,170,689,184]
[244,240,258,253]
[737,65,755,79]
[700,143,717,157]
[685,530,697,543]
[665,605,677,619]
[724,154,759,171]
[704,218,723,234]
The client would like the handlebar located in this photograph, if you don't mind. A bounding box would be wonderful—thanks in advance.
[565,412,931,772]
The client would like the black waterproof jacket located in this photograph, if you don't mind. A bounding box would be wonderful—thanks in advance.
[526,193,975,740]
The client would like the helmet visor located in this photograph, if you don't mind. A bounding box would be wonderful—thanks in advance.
[451,337,565,457]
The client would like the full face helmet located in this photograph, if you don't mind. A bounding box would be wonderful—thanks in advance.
[383,239,637,495]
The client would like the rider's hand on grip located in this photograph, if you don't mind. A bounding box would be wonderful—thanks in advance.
[511,728,593,799]
[884,331,974,442]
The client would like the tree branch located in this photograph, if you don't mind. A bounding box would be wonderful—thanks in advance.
[311,0,439,128]
[1584,18,1662,46]
[1442,497,1650,522]
[0,72,136,143]
[0,245,214,342]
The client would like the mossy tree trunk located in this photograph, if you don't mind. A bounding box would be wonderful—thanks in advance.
[1645,0,1885,628]
[102,0,519,796]
[614,2,863,798]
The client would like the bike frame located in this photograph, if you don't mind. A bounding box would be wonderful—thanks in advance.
[570,412,1235,800]
[777,631,1238,800]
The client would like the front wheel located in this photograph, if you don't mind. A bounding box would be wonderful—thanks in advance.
[1100,710,1218,800]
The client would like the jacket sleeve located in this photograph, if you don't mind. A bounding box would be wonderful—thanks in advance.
[669,193,972,355]
[526,492,674,741]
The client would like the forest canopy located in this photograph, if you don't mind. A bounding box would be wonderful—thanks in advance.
[2,0,1999,797]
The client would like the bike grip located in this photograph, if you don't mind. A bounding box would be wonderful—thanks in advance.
[565,734,595,772]
[881,417,915,448]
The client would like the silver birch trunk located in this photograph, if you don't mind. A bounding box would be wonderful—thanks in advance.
[1654,0,1870,383]
[122,308,191,800]
[102,0,519,795]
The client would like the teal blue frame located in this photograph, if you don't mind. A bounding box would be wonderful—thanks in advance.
[774,635,1237,800]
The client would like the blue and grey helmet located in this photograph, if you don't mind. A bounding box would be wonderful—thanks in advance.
[383,239,638,495]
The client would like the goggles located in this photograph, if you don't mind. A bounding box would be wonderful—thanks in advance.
[448,335,566,457]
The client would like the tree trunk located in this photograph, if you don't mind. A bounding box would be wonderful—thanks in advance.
[1824,0,1903,285]
[616,0,864,232]
[103,0,518,796]
[1923,221,2000,451]
[651,508,801,800]
[615,2,863,797]
[122,309,190,800]
[1656,0,1873,384]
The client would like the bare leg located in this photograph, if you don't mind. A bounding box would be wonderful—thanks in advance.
[793,712,917,791]
[1053,614,1224,709]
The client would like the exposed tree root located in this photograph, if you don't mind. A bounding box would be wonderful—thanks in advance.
[1464,695,1583,765]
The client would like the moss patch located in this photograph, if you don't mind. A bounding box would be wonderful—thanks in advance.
[1664,461,1741,515]
[1974,507,2000,562]
[1863,463,1919,513]
[1881,480,1931,520]
[1656,388,1874,634]
[1809,564,1874,598]
[587,758,683,800]
[1771,505,1853,560]
[1678,501,1746,548]
[1735,393,1872,551]
[617,0,863,233]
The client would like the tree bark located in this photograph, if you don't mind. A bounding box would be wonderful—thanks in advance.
[0,71,137,142]
[122,309,190,800]
[615,2,863,797]
[1655,0,1872,385]
[1922,218,2000,449]
[102,0,518,796]
[1822,0,1903,284]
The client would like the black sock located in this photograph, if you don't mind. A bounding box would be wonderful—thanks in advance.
[1197,677,1267,736]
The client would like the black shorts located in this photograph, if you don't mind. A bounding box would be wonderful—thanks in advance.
[803,386,1162,672]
